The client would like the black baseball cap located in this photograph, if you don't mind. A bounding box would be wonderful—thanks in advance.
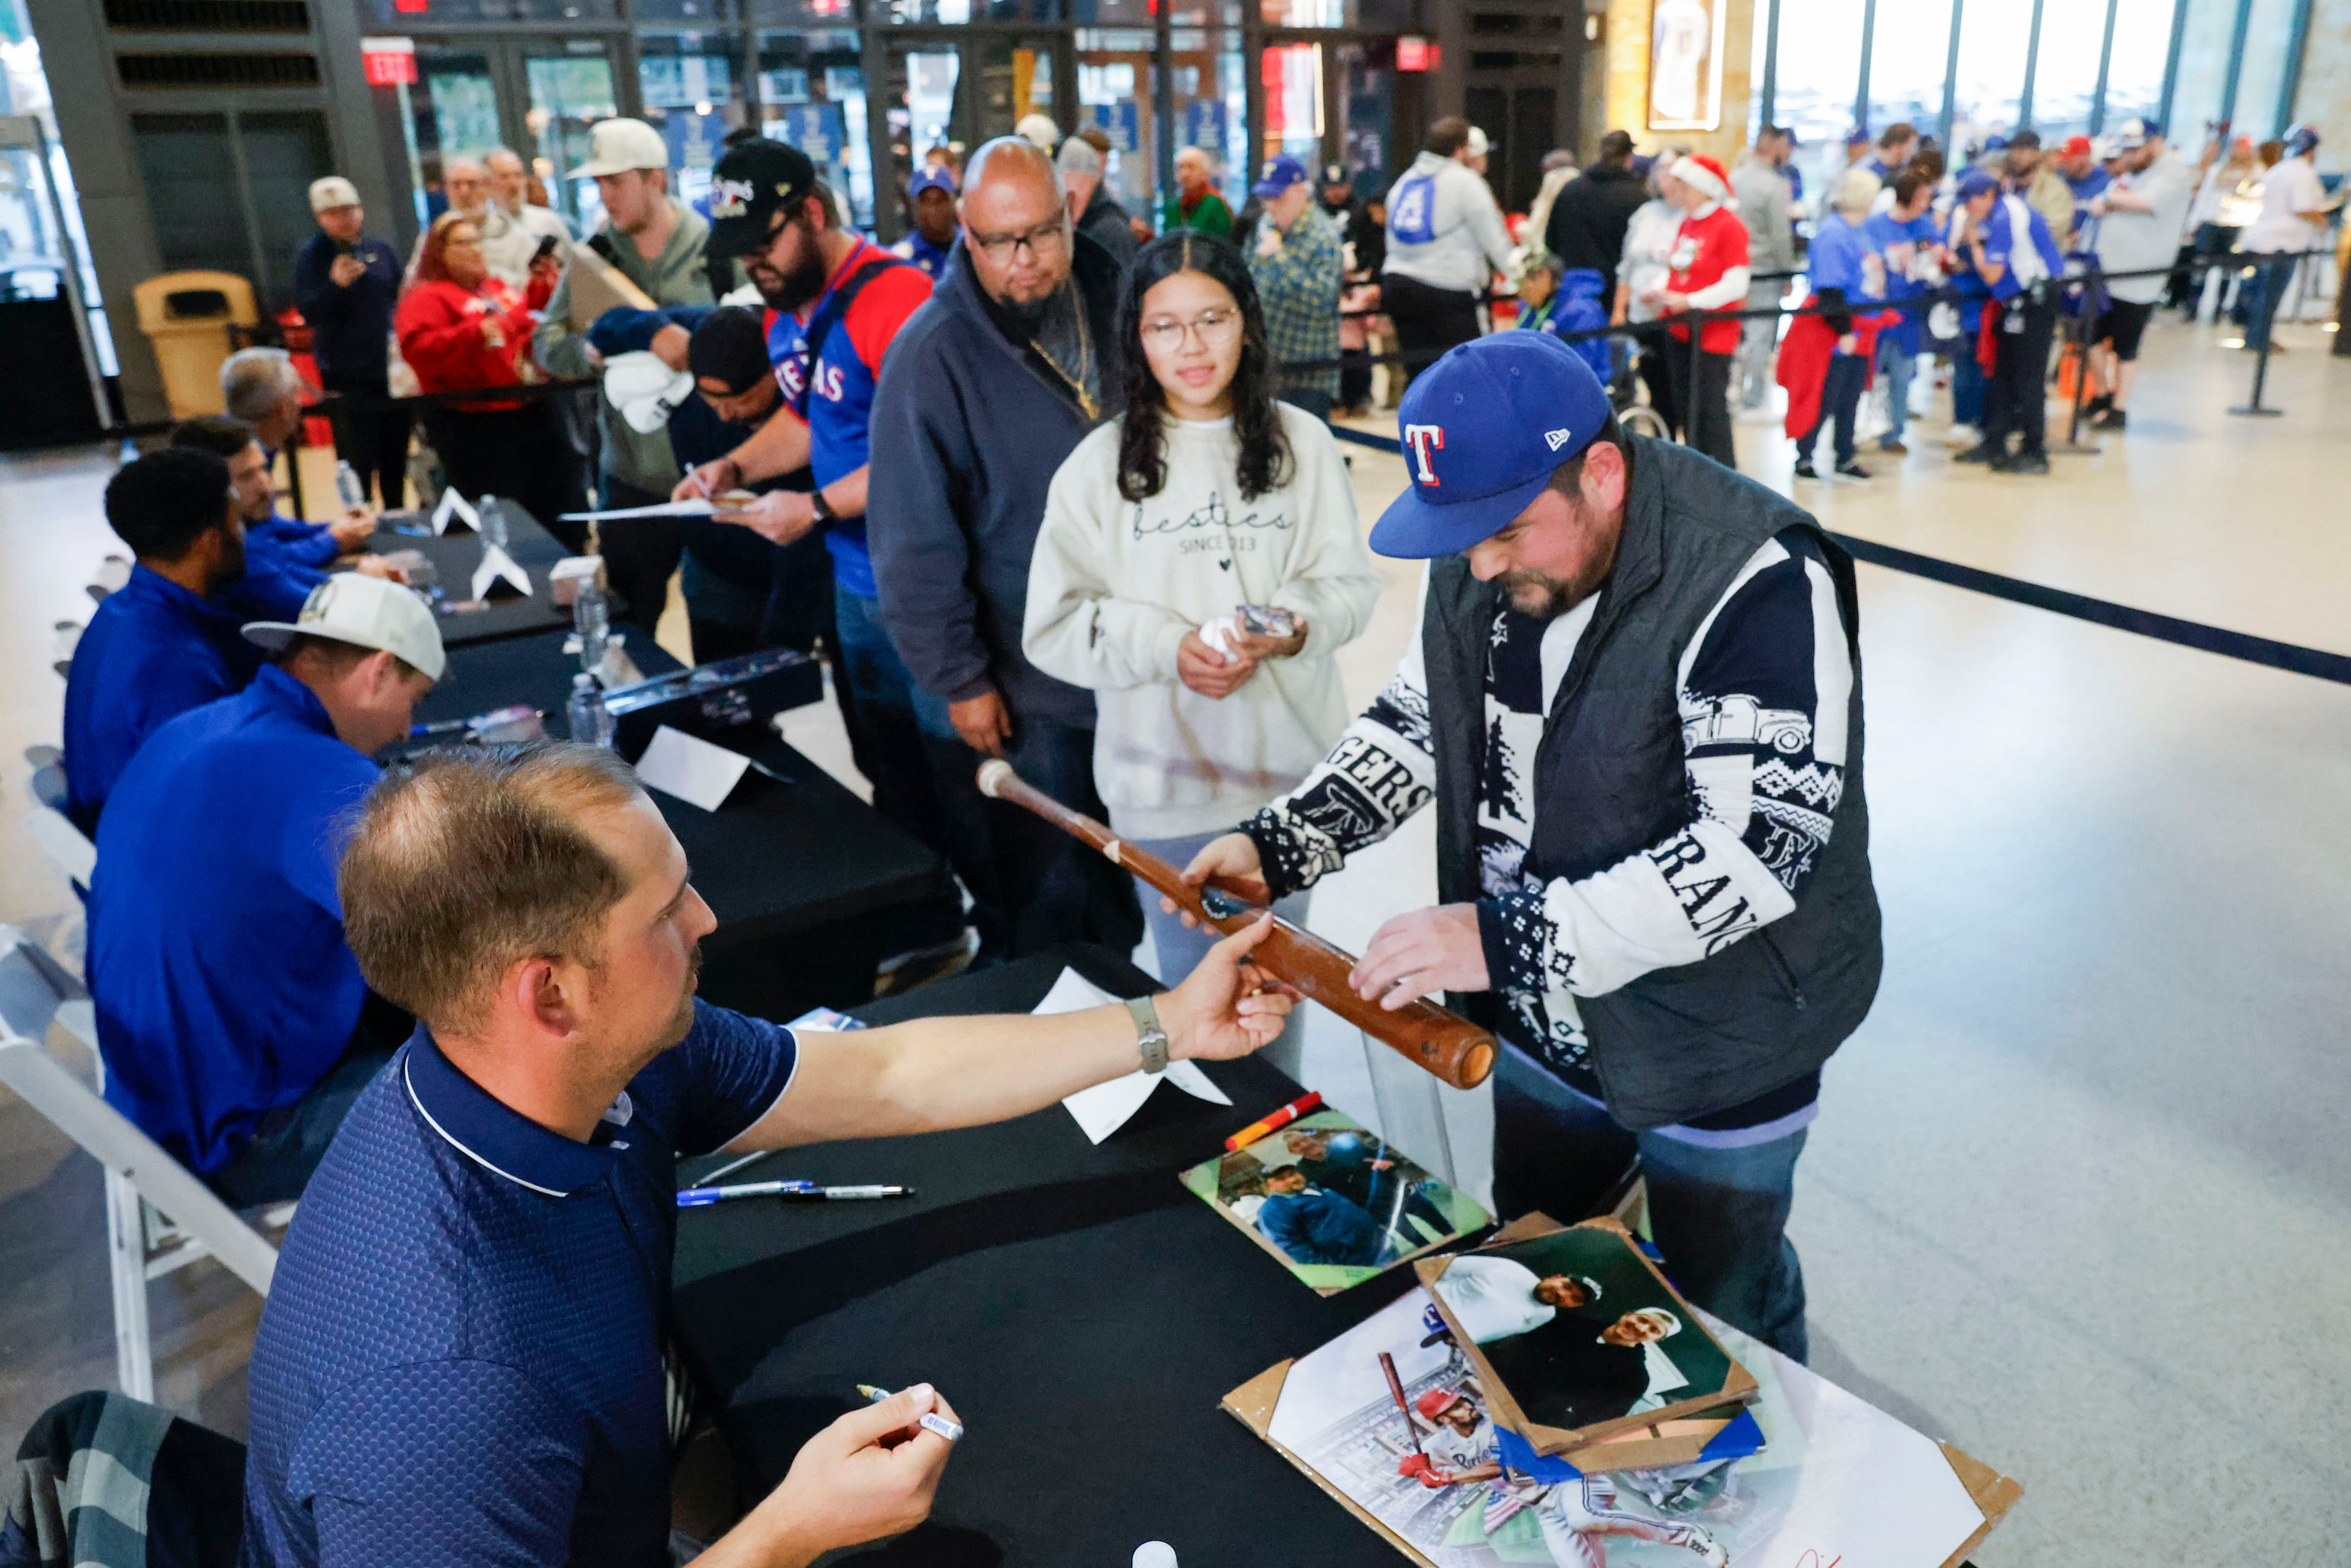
[687,306,772,396]
[706,138,818,260]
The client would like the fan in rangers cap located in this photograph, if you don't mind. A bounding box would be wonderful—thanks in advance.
[1163,332,1882,1363]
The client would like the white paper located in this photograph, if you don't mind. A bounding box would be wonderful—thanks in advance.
[634,724,752,812]
[1045,966,1231,1144]
[1267,1288,1990,1568]
[432,488,479,535]
[469,543,533,599]
[559,498,719,524]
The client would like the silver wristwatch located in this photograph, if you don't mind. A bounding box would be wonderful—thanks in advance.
[1125,994,1170,1075]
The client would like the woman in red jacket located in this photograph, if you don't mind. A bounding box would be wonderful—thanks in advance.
[396,211,581,541]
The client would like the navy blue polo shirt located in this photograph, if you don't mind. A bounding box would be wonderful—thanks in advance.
[61,563,258,833]
[87,664,380,1173]
[241,1005,799,1568]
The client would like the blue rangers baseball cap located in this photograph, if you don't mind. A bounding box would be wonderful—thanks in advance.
[909,164,957,198]
[1368,332,1615,559]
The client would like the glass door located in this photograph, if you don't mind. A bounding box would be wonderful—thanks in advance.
[397,38,622,235]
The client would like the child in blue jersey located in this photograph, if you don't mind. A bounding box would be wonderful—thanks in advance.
[1860,169,1942,456]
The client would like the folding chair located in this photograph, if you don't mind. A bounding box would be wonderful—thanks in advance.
[22,753,94,893]
[0,927,279,1402]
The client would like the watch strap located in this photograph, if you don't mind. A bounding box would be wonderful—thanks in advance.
[1125,994,1170,1075]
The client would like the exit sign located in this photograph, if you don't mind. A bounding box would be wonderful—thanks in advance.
[1397,36,1438,72]
[361,36,417,87]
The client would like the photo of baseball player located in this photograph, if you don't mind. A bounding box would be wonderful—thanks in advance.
[1181,1109,1488,1292]
[1393,1384,1731,1567]
[1431,1227,1737,1436]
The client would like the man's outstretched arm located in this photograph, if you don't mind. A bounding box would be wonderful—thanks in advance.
[732,918,1293,1150]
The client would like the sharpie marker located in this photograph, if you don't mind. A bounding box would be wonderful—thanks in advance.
[858,1384,963,1443]
[675,1179,914,1208]
[1224,1090,1324,1151]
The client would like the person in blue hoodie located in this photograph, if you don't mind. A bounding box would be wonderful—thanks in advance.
[1952,167,2065,474]
[1254,1164,1392,1267]
[1516,255,1617,388]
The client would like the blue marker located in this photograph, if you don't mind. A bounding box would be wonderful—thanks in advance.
[675,1179,913,1208]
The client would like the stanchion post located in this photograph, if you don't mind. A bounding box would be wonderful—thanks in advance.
[1686,307,1705,448]
[2052,265,2101,455]
[2228,252,2288,418]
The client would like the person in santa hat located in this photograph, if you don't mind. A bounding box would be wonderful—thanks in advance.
[1642,153,1751,469]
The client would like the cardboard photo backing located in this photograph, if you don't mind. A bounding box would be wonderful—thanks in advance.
[1223,1317,2025,1568]
[1413,1213,1757,1454]
[564,245,657,331]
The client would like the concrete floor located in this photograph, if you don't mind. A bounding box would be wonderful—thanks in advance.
[2,313,2346,1564]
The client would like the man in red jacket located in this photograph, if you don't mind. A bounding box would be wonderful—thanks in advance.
[1648,153,1750,471]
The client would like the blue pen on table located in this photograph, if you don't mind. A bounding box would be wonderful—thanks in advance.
[675,1178,915,1208]
[857,1384,963,1443]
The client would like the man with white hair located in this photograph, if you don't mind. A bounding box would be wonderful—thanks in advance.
[484,146,573,251]
[221,346,309,453]
[533,117,712,609]
[1161,144,1235,236]
[1056,127,1137,268]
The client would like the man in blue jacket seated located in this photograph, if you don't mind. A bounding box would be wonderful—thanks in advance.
[1254,1164,1393,1267]
[588,303,835,664]
[62,448,256,833]
[239,741,1294,1566]
[169,415,399,622]
[87,573,444,1206]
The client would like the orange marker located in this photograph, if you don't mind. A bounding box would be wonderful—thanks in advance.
[1223,1091,1323,1152]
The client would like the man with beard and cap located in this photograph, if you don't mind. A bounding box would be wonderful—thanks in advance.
[1163,333,1880,1362]
[676,138,946,857]
[867,134,1144,963]
[533,117,712,610]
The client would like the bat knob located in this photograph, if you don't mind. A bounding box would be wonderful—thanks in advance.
[975,758,1015,798]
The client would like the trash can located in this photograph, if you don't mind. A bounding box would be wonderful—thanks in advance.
[131,271,259,419]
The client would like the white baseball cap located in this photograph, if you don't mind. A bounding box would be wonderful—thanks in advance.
[603,350,696,434]
[1465,125,1491,159]
[574,118,670,179]
[244,572,447,683]
[309,176,361,213]
[1016,113,1059,151]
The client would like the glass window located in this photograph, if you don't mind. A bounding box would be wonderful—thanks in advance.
[638,29,749,213]
[2161,0,2237,152]
[2025,0,2103,138]
[524,48,619,231]
[1166,18,1248,225]
[1866,0,1955,143]
[1264,42,1326,173]
[2098,0,2179,132]
[1337,38,1406,197]
[2227,0,2301,143]
[1077,30,1157,220]
[876,0,1063,20]
[761,33,873,229]
[1767,0,1866,214]
[1950,0,2033,154]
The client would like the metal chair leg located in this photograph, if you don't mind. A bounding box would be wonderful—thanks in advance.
[105,1166,154,1402]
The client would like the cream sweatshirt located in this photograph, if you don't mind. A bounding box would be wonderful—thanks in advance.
[1024,404,1384,839]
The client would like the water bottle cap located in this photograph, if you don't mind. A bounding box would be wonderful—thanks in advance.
[573,672,597,690]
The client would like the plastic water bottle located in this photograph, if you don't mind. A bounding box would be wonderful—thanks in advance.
[566,673,615,748]
[572,579,609,675]
[478,494,509,552]
[334,459,366,511]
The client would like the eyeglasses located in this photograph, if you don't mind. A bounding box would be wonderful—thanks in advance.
[1140,308,1243,350]
[969,214,1070,260]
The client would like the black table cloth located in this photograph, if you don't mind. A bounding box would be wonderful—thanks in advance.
[367,501,576,646]
[398,627,963,1022]
[670,946,1438,1566]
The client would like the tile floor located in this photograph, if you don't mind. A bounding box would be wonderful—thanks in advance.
[2,314,2346,1564]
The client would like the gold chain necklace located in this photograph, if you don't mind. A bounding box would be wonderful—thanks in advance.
[1028,286,1099,421]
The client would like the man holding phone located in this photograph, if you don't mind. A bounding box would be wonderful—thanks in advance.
[292,178,409,508]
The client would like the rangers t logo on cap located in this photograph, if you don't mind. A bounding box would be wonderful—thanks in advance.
[1403,424,1445,485]
[1368,333,1615,561]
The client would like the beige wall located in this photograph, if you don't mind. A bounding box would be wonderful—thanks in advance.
[1604,0,1757,164]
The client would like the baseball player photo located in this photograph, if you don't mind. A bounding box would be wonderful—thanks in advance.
[1430,1227,1740,1439]
[1393,1384,1730,1567]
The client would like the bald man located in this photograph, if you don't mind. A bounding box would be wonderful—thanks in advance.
[869,136,1141,964]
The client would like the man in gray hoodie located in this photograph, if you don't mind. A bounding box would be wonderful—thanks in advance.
[868,137,1140,962]
[533,118,714,630]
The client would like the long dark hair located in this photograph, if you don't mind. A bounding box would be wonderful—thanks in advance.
[1116,230,1293,503]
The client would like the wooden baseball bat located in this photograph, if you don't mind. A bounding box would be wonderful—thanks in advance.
[1379,1351,1431,1460]
[975,760,1495,1090]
